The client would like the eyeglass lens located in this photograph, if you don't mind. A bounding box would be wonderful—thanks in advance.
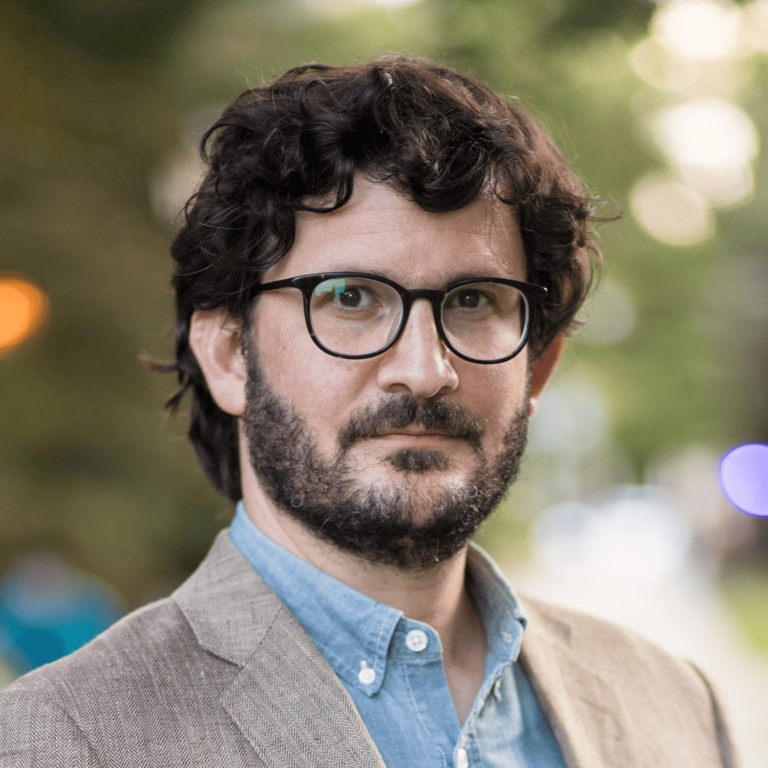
[442,283,525,361]
[310,277,527,361]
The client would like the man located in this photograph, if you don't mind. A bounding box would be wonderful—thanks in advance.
[0,56,737,767]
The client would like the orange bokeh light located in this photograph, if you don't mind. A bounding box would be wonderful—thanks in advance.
[0,274,50,355]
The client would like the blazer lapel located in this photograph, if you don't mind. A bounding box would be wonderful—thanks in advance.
[222,608,386,768]
[519,597,639,768]
[174,531,386,768]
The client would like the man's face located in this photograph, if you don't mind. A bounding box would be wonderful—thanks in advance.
[243,179,533,567]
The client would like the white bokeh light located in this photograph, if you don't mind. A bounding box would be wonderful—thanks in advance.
[577,281,636,345]
[679,163,754,207]
[366,0,421,6]
[630,37,701,91]
[631,175,714,245]
[302,0,420,13]
[151,147,206,227]
[653,0,742,61]
[527,379,611,457]
[532,486,693,586]
[653,97,758,174]
[652,97,759,205]
[741,0,768,52]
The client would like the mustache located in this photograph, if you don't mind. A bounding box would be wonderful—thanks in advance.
[337,395,484,452]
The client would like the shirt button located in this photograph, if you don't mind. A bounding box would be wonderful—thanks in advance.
[456,747,469,768]
[358,661,376,685]
[405,629,428,652]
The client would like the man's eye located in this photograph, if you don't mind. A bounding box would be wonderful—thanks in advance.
[314,280,374,306]
[335,287,369,307]
[447,290,490,309]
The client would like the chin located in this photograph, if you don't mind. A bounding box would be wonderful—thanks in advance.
[385,448,450,473]
[367,454,472,493]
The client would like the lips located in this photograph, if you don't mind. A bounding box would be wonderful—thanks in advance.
[337,394,484,452]
[372,430,459,439]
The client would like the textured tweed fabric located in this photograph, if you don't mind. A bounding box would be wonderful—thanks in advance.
[0,531,738,768]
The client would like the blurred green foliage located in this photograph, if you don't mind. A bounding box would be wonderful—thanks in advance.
[1,0,766,605]
[721,570,768,653]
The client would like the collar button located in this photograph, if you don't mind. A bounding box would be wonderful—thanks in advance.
[405,629,428,652]
[358,661,376,685]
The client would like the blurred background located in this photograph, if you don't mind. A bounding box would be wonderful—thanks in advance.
[1,0,767,762]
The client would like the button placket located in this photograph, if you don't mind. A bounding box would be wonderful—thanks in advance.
[456,746,469,768]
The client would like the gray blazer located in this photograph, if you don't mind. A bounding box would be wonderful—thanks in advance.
[0,531,738,767]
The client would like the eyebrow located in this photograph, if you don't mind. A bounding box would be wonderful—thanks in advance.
[319,265,515,287]
[444,269,514,283]
[324,265,393,280]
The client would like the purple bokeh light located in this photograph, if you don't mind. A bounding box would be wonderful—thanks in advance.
[719,443,768,517]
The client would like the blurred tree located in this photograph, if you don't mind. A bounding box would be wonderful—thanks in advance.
[0,0,227,604]
[14,0,206,62]
[1,0,766,611]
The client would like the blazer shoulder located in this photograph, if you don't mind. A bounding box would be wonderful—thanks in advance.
[2,530,255,707]
[0,598,187,766]
[2,594,234,718]
[0,684,101,768]
[519,594,739,766]
[3,596,198,694]
[521,594,704,685]
[0,594,246,766]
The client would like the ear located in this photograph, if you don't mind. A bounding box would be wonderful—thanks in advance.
[189,310,247,417]
[528,335,564,417]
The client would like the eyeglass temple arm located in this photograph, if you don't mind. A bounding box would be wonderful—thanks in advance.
[251,277,301,293]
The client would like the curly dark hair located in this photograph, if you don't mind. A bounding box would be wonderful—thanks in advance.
[155,55,604,501]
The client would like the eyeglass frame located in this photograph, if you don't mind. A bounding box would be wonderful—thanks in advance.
[252,271,548,364]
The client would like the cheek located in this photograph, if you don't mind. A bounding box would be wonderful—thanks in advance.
[254,304,312,384]
[255,307,372,445]
[455,359,529,434]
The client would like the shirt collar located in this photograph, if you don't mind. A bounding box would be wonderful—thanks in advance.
[465,543,527,673]
[229,502,526,696]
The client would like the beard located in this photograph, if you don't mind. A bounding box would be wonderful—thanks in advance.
[242,349,530,570]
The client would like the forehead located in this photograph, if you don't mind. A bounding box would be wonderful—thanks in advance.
[263,179,527,286]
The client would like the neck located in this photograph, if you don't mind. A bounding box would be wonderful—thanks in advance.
[243,475,470,626]
[244,466,482,635]
[240,453,489,724]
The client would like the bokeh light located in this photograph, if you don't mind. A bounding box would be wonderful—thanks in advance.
[741,0,768,52]
[301,0,420,16]
[631,174,714,245]
[0,274,50,357]
[577,280,636,345]
[720,443,768,517]
[0,551,124,675]
[532,486,692,586]
[366,0,421,6]
[652,97,759,206]
[527,378,611,456]
[653,0,741,61]
[653,97,758,170]
[630,37,701,91]
[152,147,207,228]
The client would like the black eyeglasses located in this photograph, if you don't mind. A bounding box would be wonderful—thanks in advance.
[253,272,547,364]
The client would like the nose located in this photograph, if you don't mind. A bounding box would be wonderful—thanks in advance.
[376,299,459,398]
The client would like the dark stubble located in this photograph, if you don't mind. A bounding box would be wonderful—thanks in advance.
[242,345,530,570]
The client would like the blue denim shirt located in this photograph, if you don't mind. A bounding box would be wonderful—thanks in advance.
[230,503,566,768]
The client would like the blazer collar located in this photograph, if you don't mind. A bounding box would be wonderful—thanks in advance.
[174,530,386,768]
[172,531,639,768]
[519,596,639,768]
